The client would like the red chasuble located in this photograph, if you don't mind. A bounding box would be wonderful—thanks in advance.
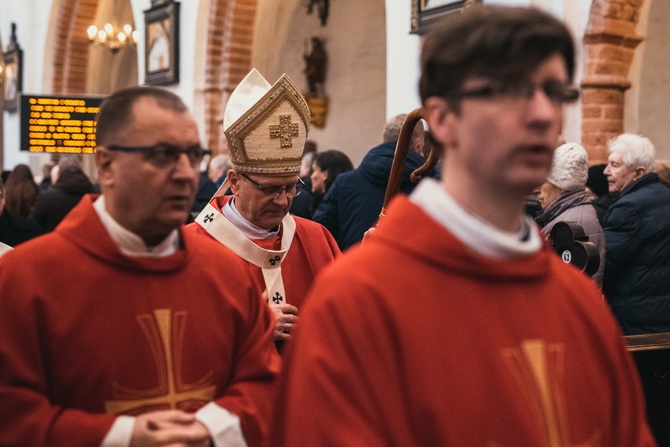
[0,196,281,447]
[185,195,340,311]
[272,196,656,446]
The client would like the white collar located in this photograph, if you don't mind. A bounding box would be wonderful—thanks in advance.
[93,196,180,258]
[221,198,281,240]
[0,241,12,257]
[410,178,542,259]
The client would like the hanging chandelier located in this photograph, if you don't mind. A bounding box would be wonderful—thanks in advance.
[87,23,139,52]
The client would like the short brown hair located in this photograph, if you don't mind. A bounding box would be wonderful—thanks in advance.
[419,5,575,103]
[95,86,187,146]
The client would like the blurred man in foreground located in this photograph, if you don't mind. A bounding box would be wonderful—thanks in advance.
[273,6,655,446]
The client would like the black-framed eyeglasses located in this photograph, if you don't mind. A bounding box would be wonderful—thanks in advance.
[106,143,211,168]
[240,173,304,198]
[446,79,580,106]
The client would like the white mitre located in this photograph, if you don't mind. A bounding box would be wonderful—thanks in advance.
[223,68,311,176]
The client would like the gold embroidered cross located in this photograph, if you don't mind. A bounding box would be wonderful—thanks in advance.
[269,114,299,148]
[104,309,217,415]
[493,339,601,447]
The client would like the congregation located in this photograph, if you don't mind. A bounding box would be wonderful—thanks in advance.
[0,4,668,446]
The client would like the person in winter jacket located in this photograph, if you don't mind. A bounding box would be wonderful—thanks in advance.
[30,165,94,232]
[536,142,606,286]
[602,133,670,334]
[312,114,435,250]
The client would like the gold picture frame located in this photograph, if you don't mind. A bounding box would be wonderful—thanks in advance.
[411,0,481,35]
[144,1,180,86]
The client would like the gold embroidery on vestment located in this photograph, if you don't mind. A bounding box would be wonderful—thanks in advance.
[104,309,216,414]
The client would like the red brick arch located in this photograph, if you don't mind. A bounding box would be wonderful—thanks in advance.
[202,0,258,154]
[581,0,645,163]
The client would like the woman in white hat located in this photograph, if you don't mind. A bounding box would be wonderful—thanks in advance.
[536,142,606,286]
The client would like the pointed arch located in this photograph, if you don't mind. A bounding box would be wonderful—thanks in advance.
[51,0,100,94]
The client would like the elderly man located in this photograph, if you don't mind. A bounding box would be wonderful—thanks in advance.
[602,133,670,334]
[272,6,654,446]
[313,113,431,251]
[188,69,340,346]
[0,87,280,446]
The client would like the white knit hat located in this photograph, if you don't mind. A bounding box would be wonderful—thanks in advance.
[547,142,588,191]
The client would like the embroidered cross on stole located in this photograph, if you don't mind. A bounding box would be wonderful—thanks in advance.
[195,203,296,307]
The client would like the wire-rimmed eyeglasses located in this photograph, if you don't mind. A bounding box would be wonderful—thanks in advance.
[240,173,304,198]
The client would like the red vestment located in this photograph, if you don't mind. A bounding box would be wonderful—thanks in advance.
[273,196,656,446]
[185,195,340,311]
[0,196,281,446]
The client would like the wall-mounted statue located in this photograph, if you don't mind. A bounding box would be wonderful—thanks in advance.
[303,37,328,128]
[303,37,327,97]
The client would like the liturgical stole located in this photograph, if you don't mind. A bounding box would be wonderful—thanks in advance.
[195,203,296,307]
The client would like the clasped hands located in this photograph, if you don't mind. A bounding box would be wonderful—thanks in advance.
[130,410,212,447]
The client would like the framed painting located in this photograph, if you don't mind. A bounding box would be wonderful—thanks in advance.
[411,0,481,35]
[144,1,180,86]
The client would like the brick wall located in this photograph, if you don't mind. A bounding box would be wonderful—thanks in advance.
[582,0,644,163]
[203,0,258,155]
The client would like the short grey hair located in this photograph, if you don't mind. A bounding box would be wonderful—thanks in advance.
[383,114,408,143]
[608,133,656,172]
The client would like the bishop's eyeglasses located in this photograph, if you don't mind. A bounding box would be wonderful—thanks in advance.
[446,79,580,106]
[240,173,304,198]
[106,143,211,169]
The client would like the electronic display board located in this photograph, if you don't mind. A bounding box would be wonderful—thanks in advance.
[20,94,106,153]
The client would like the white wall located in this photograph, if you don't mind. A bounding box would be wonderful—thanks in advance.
[629,0,670,160]
[384,0,421,119]
[253,0,387,166]
[1,0,53,172]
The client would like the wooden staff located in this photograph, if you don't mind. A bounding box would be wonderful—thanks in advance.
[380,108,439,217]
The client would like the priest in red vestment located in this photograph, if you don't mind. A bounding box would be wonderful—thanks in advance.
[272,6,656,446]
[0,87,280,447]
[186,69,340,346]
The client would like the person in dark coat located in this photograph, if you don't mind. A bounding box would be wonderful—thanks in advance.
[30,165,94,232]
[587,163,618,224]
[312,114,433,251]
[0,177,43,246]
[192,172,218,214]
[601,133,670,334]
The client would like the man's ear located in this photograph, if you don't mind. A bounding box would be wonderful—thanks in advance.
[95,146,115,188]
[228,169,241,194]
[635,167,647,180]
[423,97,457,149]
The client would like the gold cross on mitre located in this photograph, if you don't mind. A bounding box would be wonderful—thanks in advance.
[269,114,299,148]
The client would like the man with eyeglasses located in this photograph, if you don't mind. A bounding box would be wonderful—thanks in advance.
[188,69,340,349]
[0,86,280,447]
[272,6,655,446]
